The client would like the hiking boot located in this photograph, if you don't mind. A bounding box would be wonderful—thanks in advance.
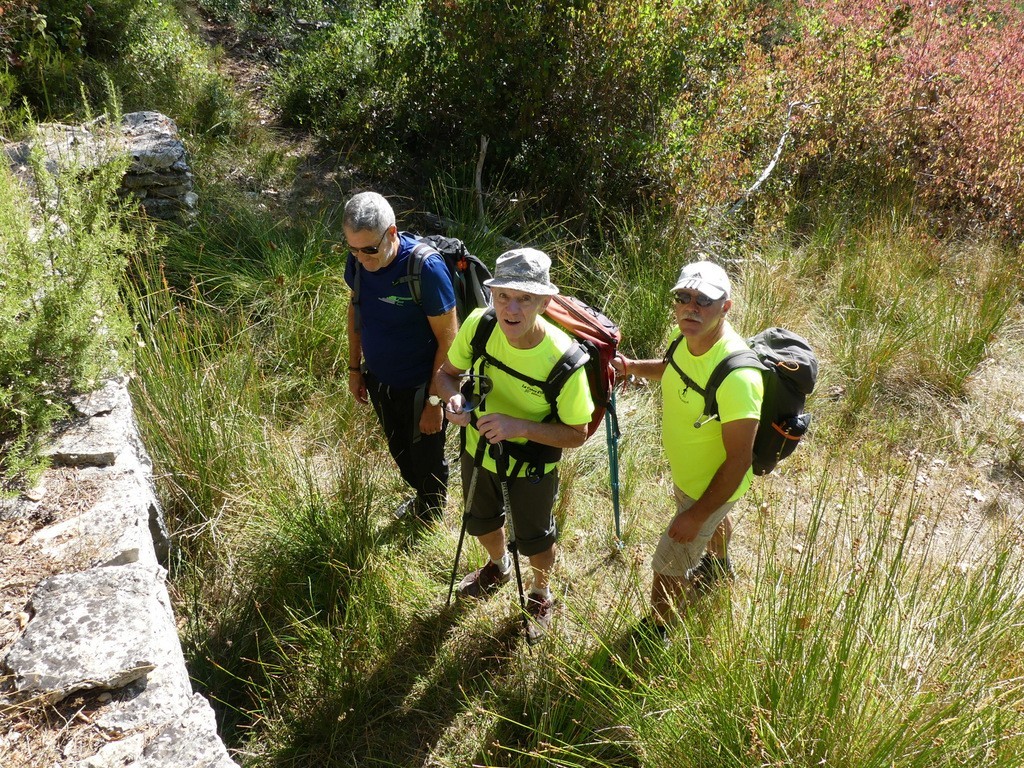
[634,616,669,648]
[394,495,421,520]
[525,593,555,645]
[687,553,735,596]
[456,560,511,599]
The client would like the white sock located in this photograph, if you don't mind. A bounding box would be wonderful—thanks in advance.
[491,553,512,573]
[530,586,552,601]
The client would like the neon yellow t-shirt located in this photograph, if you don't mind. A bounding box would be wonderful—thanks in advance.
[448,308,595,476]
[662,324,763,501]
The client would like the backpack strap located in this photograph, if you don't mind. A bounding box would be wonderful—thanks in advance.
[352,239,432,330]
[470,308,548,391]
[395,240,437,308]
[542,343,589,422]
[467,307,573,480]
[469,307,500,371]
[702,349,763,421]
[663,335,705,397]
[664,337,763,425]
[472,309,588,421]
[350,253,363,332]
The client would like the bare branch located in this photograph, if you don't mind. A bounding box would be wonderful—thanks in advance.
[475,135,489,224]
[726,100,818,217]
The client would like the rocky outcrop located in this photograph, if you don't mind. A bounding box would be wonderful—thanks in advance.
[3,111,197,221]
[0,377,237,767]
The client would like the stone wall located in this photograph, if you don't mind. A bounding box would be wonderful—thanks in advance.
[3,111,198,222]
[1,114,236,765]
[0,378,238,767]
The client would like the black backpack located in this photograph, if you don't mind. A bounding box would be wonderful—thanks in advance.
[352,233,491,329]
[664,327,818,475]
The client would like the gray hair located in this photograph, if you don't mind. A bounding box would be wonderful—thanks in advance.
[343,191,396,234]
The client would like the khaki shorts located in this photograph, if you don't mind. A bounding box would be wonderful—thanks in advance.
[651,486,736,578]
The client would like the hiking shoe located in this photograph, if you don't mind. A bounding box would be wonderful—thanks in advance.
[456,560,511,599]
[525,593,555,645]
[394,495,421,520]
[687,553,735,596]
[634,616,669,649]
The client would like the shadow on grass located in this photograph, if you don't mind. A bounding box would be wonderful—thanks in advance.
[478,622,651,768]
[268,601,524,767]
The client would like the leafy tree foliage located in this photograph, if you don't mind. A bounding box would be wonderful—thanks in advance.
[747,0,1024,235]
[1,0,239,136]
[273,0,1024,235]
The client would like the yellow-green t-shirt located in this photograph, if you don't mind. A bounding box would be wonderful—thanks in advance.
[662,324,763,501]
[448,308,595,476]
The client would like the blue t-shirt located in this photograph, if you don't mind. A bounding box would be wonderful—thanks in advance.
[344,232,456,388]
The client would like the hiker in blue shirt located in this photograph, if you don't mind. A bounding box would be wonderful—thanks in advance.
[343,191,458,521]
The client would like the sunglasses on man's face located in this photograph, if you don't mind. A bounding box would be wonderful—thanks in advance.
[673,291,717,308]
[347,229,388,256]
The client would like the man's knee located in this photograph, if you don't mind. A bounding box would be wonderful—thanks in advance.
[515,528,557,557]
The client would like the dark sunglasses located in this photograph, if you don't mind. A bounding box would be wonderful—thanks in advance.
[673,291,717,308]
[458,373,493,413]
[347,229,388,256]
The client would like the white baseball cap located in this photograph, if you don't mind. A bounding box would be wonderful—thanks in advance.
[670,260,730,300]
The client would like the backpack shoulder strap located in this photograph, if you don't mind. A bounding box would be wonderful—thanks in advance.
[349,254,364,332]
[469,307,543,383]
[703,349,764,419]
[470,306,499,366]
[470,310,585,422]
[545,343,588,400]
[663,335,705,397]
[400,240,438,308]
[540,341,589,422]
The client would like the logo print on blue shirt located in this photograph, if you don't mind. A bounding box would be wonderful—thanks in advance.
[378,295,414,306]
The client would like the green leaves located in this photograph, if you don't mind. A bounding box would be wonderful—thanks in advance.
[0,141,149,487]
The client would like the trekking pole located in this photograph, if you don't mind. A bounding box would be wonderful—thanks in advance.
[605,387,623,549]
[448,437,488,607]
[493,443,529,641]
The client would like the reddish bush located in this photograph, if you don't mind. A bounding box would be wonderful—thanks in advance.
[769,0,1024,235]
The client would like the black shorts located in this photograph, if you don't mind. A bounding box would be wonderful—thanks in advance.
[459,452,558,557]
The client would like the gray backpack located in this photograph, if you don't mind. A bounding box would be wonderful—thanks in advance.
[664,327,818,475]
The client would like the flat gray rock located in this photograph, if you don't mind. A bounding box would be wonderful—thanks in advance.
[127,694,240,768]
[32,469,159,568]
[4,564,170,704]
[77,733,148,768]
[47,398,134,467]
[71,377,131,418]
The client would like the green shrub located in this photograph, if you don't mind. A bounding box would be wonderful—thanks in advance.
[0,140,153,487]
[271,0,759,223]
[1,0,241,137]
[272,5,408,144]
[737,0,1024,236]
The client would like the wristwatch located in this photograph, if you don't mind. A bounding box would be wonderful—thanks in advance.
[427,395,443,407]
